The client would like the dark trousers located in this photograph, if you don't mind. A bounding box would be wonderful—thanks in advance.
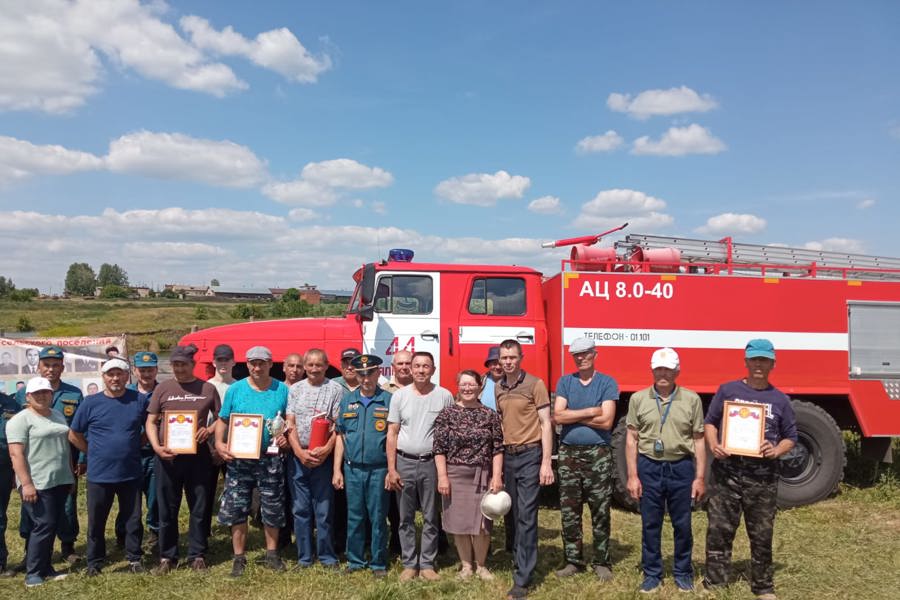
[155,448,213,561]
[0,465,11,568]
[19,480,79,546]
[203,463,225,540]
[22,485,69,579]
[289,455,336,565]
[504,446,542,588]
[705,457,779,595]
[117,452,157,538]
[86,480,143,568]
[638,454,695,580]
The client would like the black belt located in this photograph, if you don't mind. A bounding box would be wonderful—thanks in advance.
[397,449,434,461]
[504,442,541,455]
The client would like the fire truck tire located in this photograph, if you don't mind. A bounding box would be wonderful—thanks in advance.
[776,400,845,508]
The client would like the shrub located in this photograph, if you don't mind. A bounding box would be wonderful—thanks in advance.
[16,315,33,332]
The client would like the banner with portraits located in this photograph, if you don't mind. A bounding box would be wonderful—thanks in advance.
[0,335,127,396]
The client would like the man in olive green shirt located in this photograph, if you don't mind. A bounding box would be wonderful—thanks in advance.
[625,348,705,594]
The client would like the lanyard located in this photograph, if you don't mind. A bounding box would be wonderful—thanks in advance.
[654,387,676,432]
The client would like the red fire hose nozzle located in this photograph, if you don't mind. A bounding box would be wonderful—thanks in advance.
[541,223,628,249]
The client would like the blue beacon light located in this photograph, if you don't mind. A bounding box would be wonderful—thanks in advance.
[388,248,415,262]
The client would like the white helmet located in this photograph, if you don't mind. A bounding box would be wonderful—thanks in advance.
[480,490,512,520]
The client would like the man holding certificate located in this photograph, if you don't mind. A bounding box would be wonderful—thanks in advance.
[145,344,220,574]
[702,339,798,600]
[214,346,290,578]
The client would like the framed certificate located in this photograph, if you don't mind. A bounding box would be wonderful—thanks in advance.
[227,414,264,459]
[721,401,766,457]
[163,410,198,454]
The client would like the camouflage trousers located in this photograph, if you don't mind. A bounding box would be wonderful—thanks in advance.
[217,456,286,528]
[558,444,613,567]
[704,457,779,595]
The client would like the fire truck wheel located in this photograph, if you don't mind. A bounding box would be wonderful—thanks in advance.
[776,400,845,508]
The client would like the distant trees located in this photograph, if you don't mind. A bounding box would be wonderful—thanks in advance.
[65,263,97,296]
[64,262,129,296]
[98,263,129,287]
[0,275,39,302]
[99,284,130,299]
[210,278,220,287]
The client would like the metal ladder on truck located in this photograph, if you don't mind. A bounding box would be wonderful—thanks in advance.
[619,234,900,280]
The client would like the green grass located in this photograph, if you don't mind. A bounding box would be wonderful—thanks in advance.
[1,482,897,599]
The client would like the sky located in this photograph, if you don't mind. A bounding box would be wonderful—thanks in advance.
[1,0,898,293]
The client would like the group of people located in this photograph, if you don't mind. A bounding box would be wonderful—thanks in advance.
[0,336,796,600]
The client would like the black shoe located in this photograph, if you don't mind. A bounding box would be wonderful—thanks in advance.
[507,585,529,600]
[0,565,15,578]
[265,554,286,572]
[85,566,102,577]
[61,543,80,564]
[230,556,247,578]
[128,561,145,574]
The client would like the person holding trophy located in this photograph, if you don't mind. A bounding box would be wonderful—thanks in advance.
[214,346,290,578]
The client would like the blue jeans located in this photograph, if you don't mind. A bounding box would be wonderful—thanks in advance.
[504,446,542,588]
[22,485,69,579]
[289,455,336,565]
[637,454,695,580]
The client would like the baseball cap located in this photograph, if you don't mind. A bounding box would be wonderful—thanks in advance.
[483,346,500,367]
[350,354,382,373]
[213,344,235,361]
[650,347,680,370]
[745,339,776,360]
[38,345,65,360]
[133,352,158,367]
[246,346,272,361]
[340,347,361,362]
[101,357,130,373]
[25,377,53,394]
[170,344,198,363]
[568,337,595,354]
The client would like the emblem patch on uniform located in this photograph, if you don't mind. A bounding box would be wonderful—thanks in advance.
[374,419,386,432]
[343,412,358,419]
[63,405,75,417]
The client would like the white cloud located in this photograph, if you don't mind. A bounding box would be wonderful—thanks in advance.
[574,189,673,231]
[287,208,317,222]
[856,198,876,209]
[632,124,726,156]
[123,241,227,258]
[528,196,562,215]
[695,213,767,235]
[804,238,866,254]
[181,16,332,84]
[106,131,268,187]
[607,86,718,119]
[371,201,387,215]
[0,1,330,114]
[575,131,623,154]
[300,159,394,189]
[0,135,104,184]
[434,170,531,207]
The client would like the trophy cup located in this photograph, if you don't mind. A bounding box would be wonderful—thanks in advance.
[265,411,285,456]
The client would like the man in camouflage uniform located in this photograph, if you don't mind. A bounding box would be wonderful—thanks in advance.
[703,339,797,600]
[552,337,619,581]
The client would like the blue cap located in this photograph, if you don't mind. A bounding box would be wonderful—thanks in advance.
[38,345,64,360]
[745,339,775,360]
[133,352,158,367]
[484,346,500,366]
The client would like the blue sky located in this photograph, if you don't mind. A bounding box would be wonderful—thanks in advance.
[1,0,898,292]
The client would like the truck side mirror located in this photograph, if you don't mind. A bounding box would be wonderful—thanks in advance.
[360,263,376,306]
[358,305,374,322]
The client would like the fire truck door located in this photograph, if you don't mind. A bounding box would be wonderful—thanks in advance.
[362,271,441,383]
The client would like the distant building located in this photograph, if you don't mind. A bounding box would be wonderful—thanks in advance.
[132,286,152,298]
[207,286,273,300]
[269,284,321,305]
[164,284,209,298]
[319,289,354,303]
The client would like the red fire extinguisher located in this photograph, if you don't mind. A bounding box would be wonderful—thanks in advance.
[308,414,331,450]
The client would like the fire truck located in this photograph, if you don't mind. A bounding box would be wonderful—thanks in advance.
[180,230,900,509]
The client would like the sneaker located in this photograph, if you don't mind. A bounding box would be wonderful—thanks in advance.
[675,575,695,592]
[264,554,286,572]
[152,558,175,575]
[457,563,474,580]
[372,569,388,578]
[555,563,584,578]
[46,570,68,582]
[640,576,662,594]
[506,584,528,600]
[593,565,613,582]
[399,568,418,582]
[190,557,208,572]
[84,566,102,577]
[419,568,440,581]
[25,575,45,588]
[476,566,494,581]
[0,565,15,578]
[128,561,146,574]
[230,556,247,578]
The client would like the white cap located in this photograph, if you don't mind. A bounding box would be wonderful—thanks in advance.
[25,377,53,394]
[650,347,680,370]
[101,357,130,373]
[568,337,595,354]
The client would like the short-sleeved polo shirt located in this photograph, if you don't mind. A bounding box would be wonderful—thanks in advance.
[495,371,550,446]
[626,386,704,461]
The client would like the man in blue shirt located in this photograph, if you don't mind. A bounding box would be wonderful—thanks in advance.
[69,357,149,576]
[16,345,84,566]
[552,337,619,581]
[214,346,290,577]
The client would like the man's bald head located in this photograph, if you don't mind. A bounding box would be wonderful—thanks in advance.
[392,350,413,386]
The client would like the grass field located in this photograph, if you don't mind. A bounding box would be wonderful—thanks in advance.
[0,479,897,599]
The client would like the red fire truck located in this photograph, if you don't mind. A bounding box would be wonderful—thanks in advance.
[180,231,900,509]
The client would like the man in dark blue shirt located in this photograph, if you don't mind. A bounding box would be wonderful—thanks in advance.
[702,339,798,600]
[69,357,149,576]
